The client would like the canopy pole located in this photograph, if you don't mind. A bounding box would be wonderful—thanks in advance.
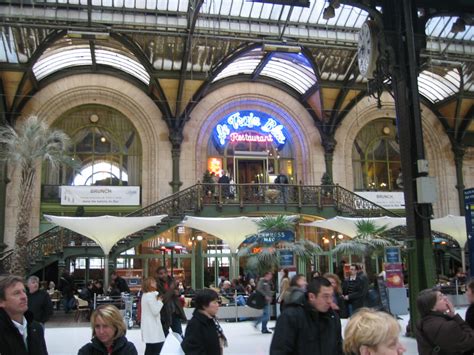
[104,254,109,292]
[461,247,466,273]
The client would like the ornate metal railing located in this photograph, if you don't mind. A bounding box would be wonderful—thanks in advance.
[0,226,90,274]
[127,184,200,217]
[0,183,398,273]
[198,183,399,217]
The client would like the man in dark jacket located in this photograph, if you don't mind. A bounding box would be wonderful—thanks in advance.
[27,276,53,326]
[342,264,366,315]
[110,272,130,293]
[0,275,48,355]
[254,271,274,334]
[270,276,343,355]
[58,271,75,313]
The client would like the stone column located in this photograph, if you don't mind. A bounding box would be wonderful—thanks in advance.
[452,143,465,215]
[321,134,337,182]
[0,161,8,251]
[169,131,183,193]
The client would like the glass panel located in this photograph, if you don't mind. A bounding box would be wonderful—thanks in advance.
[33,47,92,80]
[95,48,150,84]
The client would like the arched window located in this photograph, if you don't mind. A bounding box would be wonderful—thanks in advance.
[352,119,401,191]
[73,160,128,186]
[43,105,142,187]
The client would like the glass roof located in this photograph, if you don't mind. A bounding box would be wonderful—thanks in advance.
[213,48,317,95]
[32,39,150,84]
[39,0,189,11]
[200,1,367,29]
[418,69,461,103]
[426,16,474,41]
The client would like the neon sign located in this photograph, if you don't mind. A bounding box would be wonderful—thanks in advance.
[214,111,287,147]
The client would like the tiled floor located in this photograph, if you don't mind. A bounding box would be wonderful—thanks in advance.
[43,307,445,355]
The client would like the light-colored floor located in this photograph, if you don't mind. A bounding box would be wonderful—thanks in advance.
[44,307,451,355]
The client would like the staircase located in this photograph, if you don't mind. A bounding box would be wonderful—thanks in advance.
[0,183,399,275]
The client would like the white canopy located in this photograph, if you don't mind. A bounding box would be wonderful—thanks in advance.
[181,216,261,253]
[44,214,168,255]
[301,216,407,238]
[430,215,467,247]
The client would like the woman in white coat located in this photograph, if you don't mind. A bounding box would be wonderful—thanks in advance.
[141,277,166,354]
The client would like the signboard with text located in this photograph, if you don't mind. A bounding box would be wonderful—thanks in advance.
[385,246,401,263]
[279,250,294,267]
[213,110,288,149]
[243,231,294,245]
[61,186,140,206]
[465,188,474,277]
[356,192,405,209]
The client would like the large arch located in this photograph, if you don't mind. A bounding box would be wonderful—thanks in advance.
[4,74,171,247]
[334,92,458,217]
[181,82,324,188]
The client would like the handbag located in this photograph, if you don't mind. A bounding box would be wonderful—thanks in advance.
[161,331,185,355]
[247,291,266,309]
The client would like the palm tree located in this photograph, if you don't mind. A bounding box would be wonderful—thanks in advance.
[238,215,321,273]
[0,116,76,276]
[332,219,399,276]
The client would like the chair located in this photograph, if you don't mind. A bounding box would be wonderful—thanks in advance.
[50,290,61,310]
[74,295,90,322]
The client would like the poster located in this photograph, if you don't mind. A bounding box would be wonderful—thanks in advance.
[384,262,404,288]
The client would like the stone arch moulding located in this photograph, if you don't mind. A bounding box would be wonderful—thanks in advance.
[6,74,171,243]
[181,82,324,188]
[334,93,456,216]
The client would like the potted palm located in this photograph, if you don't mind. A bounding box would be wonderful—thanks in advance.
[238,215,321,273]
[0,116,78,275]
[332,219,399,277]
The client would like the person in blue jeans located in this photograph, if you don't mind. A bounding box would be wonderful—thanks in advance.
[254,271,274,334]
[58,271,76,313]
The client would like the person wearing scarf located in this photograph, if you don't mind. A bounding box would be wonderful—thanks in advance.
[181,289,227,355]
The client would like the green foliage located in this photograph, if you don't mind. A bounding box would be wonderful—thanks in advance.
[0,116,78,170]
[0,116,77,275]
[255,215,298,232]
[202,170,214,184]
[332,219,399,256]
[239,215,321,272]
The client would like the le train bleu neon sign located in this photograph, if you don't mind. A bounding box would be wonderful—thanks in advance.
[214,111,287,147]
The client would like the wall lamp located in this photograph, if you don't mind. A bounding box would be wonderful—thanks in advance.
[67,30,110,40]
[263,43,301,53]
[451,18,466,33]
[323,0,340,20]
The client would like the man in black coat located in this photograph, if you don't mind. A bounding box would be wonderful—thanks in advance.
[0,275,48,355]
[217,170,230,198]
[270,277,343,355]
[27,276,53,325]
[58,271,75,313]
[342,264,367,315]
[110,272,130,294]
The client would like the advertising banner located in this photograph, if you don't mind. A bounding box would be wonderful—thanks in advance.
[464,188,474,277]
[61,186,140,206]
[384,262,404,288]
[356,192,405,209]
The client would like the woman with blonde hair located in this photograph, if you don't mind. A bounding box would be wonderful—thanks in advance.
[141,276,166,354]
[78,304,137,354]
[343,308,406,355]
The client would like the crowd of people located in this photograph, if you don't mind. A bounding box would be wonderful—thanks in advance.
[2,266,474,354]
